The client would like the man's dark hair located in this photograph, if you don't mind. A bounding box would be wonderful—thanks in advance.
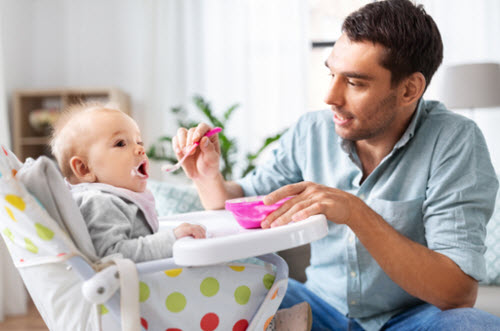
[342,0,443,89]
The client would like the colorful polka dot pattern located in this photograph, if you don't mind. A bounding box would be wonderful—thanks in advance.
[1,194,59,256]
[1,177,74,266]
[139,282,150,302]
[200,277,219,297]
[166,292,187,312]
[129,263,283,331]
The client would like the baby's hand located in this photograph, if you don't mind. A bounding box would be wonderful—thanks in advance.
[174,223,206,239]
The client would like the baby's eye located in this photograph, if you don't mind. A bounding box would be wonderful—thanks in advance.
[115,140,126,147]
[137,141,144,146]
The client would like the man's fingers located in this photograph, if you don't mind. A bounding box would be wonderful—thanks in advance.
[268,200,315,228]
[261,196,300,228]
[263,182,307,205]
[290,203,322,223]
[176,127,188,150]
[194,123,211,142]
[186,127,197,150]
[172,136,182,157]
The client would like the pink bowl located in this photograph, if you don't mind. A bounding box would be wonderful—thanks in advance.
[225,195,293,229]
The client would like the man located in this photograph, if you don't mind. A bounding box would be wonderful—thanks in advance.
[173,0,500,330]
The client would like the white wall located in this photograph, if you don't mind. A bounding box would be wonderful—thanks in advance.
[420,0,500,172]
[1,0,153,143]
[2,0,500,170]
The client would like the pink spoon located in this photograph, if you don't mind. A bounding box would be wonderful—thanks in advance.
[162,127,222,172]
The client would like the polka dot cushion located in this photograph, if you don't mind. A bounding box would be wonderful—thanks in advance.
[0,147,80,267]
[483,185,500,285]
[99,263,286,331]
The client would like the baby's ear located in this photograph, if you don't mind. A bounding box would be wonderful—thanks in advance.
[69,156,96,182]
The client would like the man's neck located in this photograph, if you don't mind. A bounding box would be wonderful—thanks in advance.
[355,104,417,182]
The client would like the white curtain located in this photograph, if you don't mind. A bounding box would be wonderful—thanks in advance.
[419,0,500,171]
[0,3,28,321]
[141,0,309,175]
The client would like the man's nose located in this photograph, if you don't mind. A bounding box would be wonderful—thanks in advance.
[324,76,345,107]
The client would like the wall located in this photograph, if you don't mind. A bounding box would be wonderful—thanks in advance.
[420,0,500,172]
[1,0,153,143]
[2,0,500,170]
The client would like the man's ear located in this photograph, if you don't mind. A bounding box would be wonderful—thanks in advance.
[399,72,426,107]
[69,156,96,182]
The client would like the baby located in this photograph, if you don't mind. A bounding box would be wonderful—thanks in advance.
[50,102,205,262]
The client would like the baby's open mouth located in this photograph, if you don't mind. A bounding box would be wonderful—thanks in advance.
[134,161,149,178]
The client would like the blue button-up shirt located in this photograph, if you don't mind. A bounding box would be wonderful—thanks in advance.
[237,99,498,331]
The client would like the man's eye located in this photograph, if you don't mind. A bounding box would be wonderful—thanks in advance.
[115,140,126,147]
[348,80,364,87]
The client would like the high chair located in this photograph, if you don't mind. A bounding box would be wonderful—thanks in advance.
[0,145,328,331]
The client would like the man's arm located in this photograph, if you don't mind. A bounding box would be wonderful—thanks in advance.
[350,197,477,309]
[193,172,243,210]
[262,182,477,309]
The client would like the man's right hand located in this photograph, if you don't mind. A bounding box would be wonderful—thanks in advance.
[172,123,221,180]
[172,122,244,210]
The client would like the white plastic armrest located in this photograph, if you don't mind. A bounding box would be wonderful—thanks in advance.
[81,265,120,304]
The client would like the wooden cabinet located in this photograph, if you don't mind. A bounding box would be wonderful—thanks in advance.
[12,88,130,161]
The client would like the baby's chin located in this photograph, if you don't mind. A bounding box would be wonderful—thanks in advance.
[98,180,147,193]
[131,183,148,193]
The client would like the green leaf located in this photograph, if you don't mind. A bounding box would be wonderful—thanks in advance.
[223,104,239,122]
[193,95,224,128]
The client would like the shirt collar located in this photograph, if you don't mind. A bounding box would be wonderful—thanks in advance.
[393,98,425,149]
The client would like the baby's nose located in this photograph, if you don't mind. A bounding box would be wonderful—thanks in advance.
[136,145,145,155]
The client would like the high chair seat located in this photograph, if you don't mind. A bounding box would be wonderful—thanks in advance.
[0,146,328,331]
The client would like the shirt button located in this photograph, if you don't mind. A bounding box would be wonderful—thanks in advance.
[348,234,355,243]
[351,300,356,305]
[350,271,356,278]
[359,194,366,200]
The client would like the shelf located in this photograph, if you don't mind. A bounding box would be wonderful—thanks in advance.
[12,88,131,161]
[20,137,50,145]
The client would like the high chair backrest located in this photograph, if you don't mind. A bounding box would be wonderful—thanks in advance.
[16,155,99,261]
[0,146,84,267]
[0,146,103,330]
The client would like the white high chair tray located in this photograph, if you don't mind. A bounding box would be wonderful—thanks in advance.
[159,210,328,266]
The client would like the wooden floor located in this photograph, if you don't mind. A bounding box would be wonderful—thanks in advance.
[0,299,48,331]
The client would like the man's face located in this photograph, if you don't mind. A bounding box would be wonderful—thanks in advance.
[83,110,149,192]
[324,33,401,143]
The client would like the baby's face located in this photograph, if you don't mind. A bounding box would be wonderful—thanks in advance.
[83,110,149,192]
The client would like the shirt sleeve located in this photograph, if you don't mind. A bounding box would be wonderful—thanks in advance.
[237,118,304,196]
[423,120,499,281]
[78,192,177,262]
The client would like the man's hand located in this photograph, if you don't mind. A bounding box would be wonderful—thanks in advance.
[172,123,221,180]
[172,122,244,210]
[261,181,364,228]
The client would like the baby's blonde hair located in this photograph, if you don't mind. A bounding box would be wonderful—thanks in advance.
[50,101,121,179]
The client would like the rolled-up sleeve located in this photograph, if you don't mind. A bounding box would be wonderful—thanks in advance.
[423,121,498,281]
